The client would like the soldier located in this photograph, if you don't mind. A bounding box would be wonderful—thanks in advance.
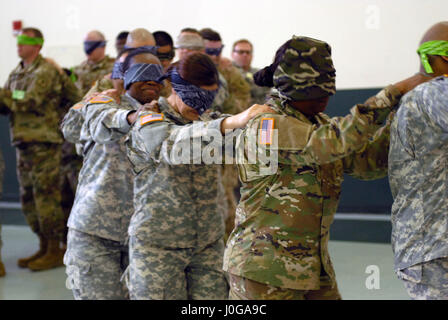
[125,52,272,299]
[0,27,79,271]
[71,30,115,96]
[62,51,164,300]
[153,31,175,71]
[388,21,448,300]
[115,31,129,56]
[62,30,115,251]
[222,36,427,300]
[200,28,251,241]
[231,39,270,105]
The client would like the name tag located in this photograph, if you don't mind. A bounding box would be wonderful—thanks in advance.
[12,90,25,100]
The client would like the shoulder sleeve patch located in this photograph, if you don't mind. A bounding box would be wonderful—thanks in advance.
[140,113,164,126]
[88,95,113,104]
[259,117,275,145]
[71,102,84,110]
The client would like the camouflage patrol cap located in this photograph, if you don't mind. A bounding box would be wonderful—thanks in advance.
[273,36,336,101]
[175,34,205,50]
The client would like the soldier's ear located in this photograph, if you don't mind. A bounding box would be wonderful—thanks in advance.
[441,56,448,63]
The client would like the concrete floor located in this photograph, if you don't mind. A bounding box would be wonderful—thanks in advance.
[0,225,409,300]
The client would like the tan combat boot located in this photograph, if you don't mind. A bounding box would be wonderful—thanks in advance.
[27,238,65,271]
[0,261,5,277]
[17,235,48,268]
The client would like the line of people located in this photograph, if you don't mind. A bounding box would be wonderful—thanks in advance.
[0,21,447,300]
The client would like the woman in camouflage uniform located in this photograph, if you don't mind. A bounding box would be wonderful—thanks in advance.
[223,36,427,300]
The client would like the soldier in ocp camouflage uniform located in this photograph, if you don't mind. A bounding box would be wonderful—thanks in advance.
[62,51,163,300]
[223,36,425,300]
[231,39,270,105]
[388,21,448,300]
[0,28,80,271]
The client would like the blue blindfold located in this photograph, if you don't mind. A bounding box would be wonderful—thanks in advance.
[84,41,106,55]
[161,68,218,115]
[124,63,165,90]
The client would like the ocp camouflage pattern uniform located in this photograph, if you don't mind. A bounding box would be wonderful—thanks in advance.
[223,36,403,300]
[235,65,271,105]
[71,56,115,96]
[125,97,229,300]
[62,92,137,300]
[389,75,448,300]
[0,54,79,242]
[61,58,115,245]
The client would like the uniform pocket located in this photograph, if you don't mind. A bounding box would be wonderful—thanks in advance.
[64,251,91,291]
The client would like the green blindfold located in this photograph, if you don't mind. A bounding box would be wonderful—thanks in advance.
[17,34,44,46]
[417,40,448,74]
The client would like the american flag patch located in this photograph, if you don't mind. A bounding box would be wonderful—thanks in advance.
[88,95,113,104]
[259,118,274,145]
[71,102,83,110]
[140,113,164,125]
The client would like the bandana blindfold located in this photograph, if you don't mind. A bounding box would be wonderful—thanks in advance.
[84,41,106,55]
[417,40,448,74]
[161,68,218,115]
[124,63,165,90]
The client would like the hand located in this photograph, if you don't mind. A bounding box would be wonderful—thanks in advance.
[221,104,275,133]
[219,57,233,71]
[393,73,431,95]
[126,102,159,125]
[142,100,160,113]
[100,89,121,104]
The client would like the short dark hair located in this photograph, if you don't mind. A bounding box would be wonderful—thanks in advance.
[153,31,173,47]
[168,52,218,87]
[181,27,200,35]
[232,39,253,52]
[116,31,129,41]
[199,28,221,42]
[22,27,44,40]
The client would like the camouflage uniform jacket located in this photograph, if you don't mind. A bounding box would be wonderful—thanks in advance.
[0,54,80,145]
[61,78,114,154]
[223,85,402,290]
[66,93,137,242]
[126,97,227,248]
[219,65,251,114]
[72,55,115,95]
[389,76,448,272]
[235,65,271,105]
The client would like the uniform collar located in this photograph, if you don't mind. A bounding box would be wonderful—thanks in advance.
[19,54,43,72]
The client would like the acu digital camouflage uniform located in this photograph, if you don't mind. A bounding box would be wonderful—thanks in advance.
[388,75,448,300]
[61,58,115,244]
[125,97,229,300]
[0,54,79,242]
[62,92,137,300]
[223,36,403,300]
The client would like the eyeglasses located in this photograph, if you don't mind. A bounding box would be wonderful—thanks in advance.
[233,50,252,55]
